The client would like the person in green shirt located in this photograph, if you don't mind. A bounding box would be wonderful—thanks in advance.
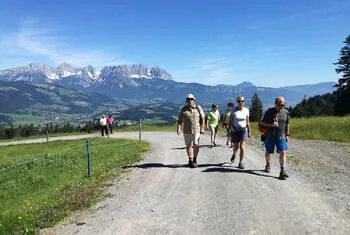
[222,102,234,147]
[207,104,220,147]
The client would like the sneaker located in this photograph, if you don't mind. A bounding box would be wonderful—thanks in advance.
[265,164,270,173]
[192,158,198,168]
[213,142,217,147]
[238,162,245,169]
[188,159,194,168]
[279,170,289,180]
[230,154,235,163]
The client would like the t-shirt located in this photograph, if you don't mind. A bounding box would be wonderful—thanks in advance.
[261,107,289,140]
[223,109,231,124]
[207,111,220,127]
[107,117,113,125]
[178,104,205,134]
[100,117,107,126]
[231,107,249,130]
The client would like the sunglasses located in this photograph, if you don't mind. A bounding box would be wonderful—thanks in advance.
[277,104,285,107]
[186,98,194,101]
[237,101,245,103]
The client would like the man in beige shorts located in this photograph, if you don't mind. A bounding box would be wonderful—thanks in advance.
[177,93,205,168]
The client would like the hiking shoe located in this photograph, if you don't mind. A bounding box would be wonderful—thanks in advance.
[230,154,235,163]
[188,159,194,168]
[192,158,198,168]
[279,170,289,180]
[238,162,245,169]
[265,164,271,173]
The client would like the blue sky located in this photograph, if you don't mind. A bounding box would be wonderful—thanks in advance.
[0,0,349,87]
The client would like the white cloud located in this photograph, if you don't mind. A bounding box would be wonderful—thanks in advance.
[0,19,127,68]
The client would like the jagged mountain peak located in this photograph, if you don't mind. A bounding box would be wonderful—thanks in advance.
[0,62,173,87]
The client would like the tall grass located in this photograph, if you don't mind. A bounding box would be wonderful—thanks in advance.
[290,116,350,143]
[248,116,350,143]
[0,138,150,234]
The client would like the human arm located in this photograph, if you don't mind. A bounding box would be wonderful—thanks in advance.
[246,115,251,138]
[285,123,290,141]
[177,110,183,136]
[177,121,181,136]
[228,113,233,133]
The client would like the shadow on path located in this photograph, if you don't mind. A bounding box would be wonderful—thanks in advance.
[123,162,223,169]
[202,167,279,179]
[171,144,226,150]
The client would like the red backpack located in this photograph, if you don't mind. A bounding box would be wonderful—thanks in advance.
[258,123,269,134]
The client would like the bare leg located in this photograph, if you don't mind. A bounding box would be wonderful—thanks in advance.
[265,152,271,172]
[186,145,192,159]
[193,144,199,158]
[233,142,239,155]
[279,151,286,168]
[239,141,245,162]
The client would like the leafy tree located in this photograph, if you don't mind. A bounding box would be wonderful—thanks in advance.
[249,92,263,121]
[334,35,350,115]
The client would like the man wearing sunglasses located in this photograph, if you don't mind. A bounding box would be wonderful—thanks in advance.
[177,93,205,168]
[259,96,290,180]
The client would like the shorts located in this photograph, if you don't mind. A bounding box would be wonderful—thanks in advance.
[209,126,218,135]
[184,133,201,146]
[264,138,288,154]
[231,129,248,143]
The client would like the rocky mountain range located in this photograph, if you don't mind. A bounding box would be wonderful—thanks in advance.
[0,63,335,108]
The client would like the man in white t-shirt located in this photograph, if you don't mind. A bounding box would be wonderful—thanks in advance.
[99,115,108,136]
[228,96,251,169]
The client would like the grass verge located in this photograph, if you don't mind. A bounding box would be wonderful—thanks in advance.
[0,138,150,234]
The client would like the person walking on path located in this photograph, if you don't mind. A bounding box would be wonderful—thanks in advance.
[229,96,251,169]
[107,115,114,134]
[207,104,220,147]
[259,96,290,180]
[177,93,205,168]
[222,102,234,147]
[99,115,108,136]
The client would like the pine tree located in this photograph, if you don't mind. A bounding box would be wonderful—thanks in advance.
[249,92,263,121]
[334,35,350,115]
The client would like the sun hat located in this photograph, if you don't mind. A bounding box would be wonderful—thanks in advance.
[186,93,196,100]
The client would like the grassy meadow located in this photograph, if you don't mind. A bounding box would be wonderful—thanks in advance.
[0,138,150,234]
[288,116,350,142]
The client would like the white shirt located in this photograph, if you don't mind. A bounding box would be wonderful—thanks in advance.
[100,117,107,126]
[231,107,249,128]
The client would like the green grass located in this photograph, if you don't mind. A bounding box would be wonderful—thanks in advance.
[290,116,350,143]
[115,124,177,132]
[0,131,93,143]
[0,138,150,234]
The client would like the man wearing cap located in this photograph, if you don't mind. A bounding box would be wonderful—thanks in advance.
[259,96,290,180]
[177,93,205,168]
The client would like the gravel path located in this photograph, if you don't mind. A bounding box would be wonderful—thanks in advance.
[4,132,349,234]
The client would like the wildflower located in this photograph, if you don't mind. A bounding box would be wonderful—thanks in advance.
[18,216,22,220]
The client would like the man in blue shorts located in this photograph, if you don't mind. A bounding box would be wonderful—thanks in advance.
[259,96,290,180]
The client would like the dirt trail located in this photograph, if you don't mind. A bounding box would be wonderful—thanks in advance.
[5,132,349,234]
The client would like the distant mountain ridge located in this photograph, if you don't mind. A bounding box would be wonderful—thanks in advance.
[0,63,336,108]
[0,63,173,88]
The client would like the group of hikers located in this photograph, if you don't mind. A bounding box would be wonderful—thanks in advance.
[177,93,290,180]
[99,115,114,136]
